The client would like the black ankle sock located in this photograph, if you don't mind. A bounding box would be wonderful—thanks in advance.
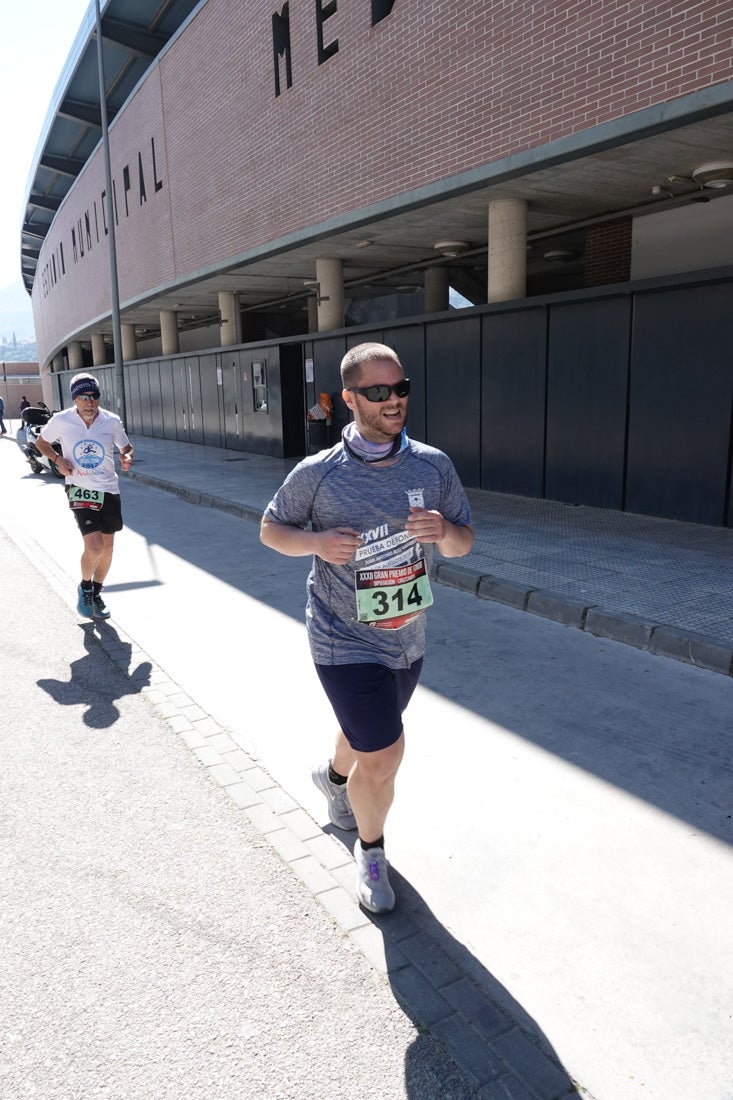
[328,762,348,785]
[359,835,384,852]
[81,580,93,591]
[92,582,103,595]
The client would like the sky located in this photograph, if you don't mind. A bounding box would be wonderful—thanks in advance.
[0,0,91,304]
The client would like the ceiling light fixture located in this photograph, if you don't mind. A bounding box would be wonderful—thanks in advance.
[355,239,373,248]
[543,248,577,263]
[434,240,469,258]
[691,162,733,189]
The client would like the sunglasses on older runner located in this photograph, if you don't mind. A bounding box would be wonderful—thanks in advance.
[348,379,411,403]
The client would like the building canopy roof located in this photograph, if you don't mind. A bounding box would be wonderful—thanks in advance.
[21,0,201,294]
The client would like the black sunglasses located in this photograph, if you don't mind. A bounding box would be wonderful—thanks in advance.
[348,378,411,403]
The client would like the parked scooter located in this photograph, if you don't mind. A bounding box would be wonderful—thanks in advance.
[18,406,65,477]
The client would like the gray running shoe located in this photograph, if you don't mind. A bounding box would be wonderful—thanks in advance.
[311,762,356,831]
[354,841,395,913]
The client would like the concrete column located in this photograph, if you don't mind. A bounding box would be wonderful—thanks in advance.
[160,310,180,356]
[121,324,138,362]
[91,333,107,367]
[218,291,242,347]
[53,354,64,373]
[316,257,344,331]
[425,265,449,313]
[68,341,84,372]
[488,198,527,303]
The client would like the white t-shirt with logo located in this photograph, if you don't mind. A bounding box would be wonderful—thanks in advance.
[40,406,130,494]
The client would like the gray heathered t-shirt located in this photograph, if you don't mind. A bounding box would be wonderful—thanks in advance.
[263,437,472,668]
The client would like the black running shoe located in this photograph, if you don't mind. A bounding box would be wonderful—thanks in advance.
[93,592,111,619]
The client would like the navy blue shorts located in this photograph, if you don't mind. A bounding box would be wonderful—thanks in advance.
[315,658,423,753]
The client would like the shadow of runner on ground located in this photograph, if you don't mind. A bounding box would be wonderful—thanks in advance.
[378,871,579,1097]
[37,621,152,729]
[328,830,580,1098]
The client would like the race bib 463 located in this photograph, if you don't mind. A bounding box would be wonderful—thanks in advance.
[68,486,105,511]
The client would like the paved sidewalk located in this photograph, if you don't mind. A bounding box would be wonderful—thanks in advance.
[121,433,733,676]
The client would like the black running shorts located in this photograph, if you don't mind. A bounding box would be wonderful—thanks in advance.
[67,488,123,535]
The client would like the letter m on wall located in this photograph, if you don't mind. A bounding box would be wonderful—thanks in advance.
[372,0,396,23]
[272,3,292,97]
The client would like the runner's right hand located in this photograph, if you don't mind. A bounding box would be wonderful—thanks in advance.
[315,527,362,565]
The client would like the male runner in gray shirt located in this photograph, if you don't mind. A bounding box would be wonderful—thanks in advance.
[261,342,473,913]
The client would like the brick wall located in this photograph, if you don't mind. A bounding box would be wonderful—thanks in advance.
[32,0,733,360]
[585,219,633,286]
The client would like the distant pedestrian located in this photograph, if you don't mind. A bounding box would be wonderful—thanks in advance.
[19,396,30,416]
[34,373,134,620]
[0,394,6,435]
[261,342,473,914]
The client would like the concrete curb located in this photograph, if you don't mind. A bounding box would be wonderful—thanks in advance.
[435,563,733,679]
[126,469,733,679]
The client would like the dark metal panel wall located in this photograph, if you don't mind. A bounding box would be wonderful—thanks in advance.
[97,368,116,420]
[185,358,205,445]
[221,351,245,450]
[426,317,481,487]
[120,364,133,431]
[345,327,427,442]
[147,361,163,439]
[546,297,630,509]
[280,343,307,458]
[239,347,282,457]
[199,355,222,448]
[160,360,177,440]
[346,331,381,350]
[173,360,189,442]
[127,363,142,435]
[386,325,426,445]
[311,336,348,441]
[108,270,733,527]
[626,284,733,525]
[138,363,153,436]
[481,308,547,496]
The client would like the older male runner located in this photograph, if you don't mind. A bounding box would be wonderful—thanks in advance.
[260,342,473,913]
[36,373,134,620]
